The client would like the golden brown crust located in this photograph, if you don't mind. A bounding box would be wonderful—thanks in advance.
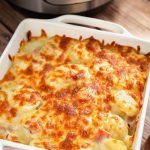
[0,30,149,150]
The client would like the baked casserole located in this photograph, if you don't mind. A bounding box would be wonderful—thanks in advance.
[0,30,149,150]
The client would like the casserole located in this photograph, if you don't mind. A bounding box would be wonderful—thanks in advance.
[0,15,150,150]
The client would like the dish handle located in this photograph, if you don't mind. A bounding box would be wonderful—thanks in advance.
[52,15,132,37]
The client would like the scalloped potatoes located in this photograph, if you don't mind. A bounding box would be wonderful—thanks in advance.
[0,30,149,150]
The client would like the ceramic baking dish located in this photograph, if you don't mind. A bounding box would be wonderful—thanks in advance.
[0,15,150,150]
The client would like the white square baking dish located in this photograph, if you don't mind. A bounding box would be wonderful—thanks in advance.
[0,15,150,150]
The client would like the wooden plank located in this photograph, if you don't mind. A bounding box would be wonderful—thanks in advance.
[0,0,25,32]
[93,0,150,40]
[0,23,12,55]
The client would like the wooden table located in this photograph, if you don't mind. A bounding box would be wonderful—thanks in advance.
[0,0,150,148]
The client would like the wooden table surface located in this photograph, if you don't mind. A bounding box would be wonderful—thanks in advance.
[0,0,150,149]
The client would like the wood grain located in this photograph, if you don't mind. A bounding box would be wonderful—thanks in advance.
[0,0,150,148]
[0,23,12,55]
[93,0,150,40]
[0,0,25,32]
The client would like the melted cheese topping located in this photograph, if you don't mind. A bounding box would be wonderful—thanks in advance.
[0,30,149,150]
[94,138,127,150]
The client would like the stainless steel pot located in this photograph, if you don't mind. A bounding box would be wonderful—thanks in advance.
[8,0,111,14]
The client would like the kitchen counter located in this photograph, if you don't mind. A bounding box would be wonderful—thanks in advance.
[0,0,150,148]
